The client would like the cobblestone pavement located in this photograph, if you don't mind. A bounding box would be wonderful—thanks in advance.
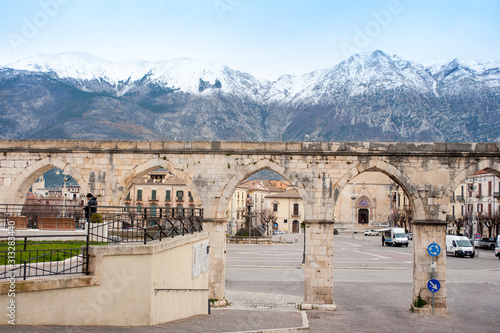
[225,289,303,311]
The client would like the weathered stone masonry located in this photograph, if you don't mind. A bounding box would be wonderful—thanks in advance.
[0,139,499,312]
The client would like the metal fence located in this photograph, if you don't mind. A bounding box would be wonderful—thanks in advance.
[0,204,203,280]
[88,206,204,244]
[0,203,84,230]
[0,234,88,280]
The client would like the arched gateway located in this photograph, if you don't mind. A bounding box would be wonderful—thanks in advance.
[1,139,499,314]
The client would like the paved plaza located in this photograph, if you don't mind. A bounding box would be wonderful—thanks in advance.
[3,233,499,332]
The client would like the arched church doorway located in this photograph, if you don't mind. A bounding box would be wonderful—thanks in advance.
[358,208,369,224]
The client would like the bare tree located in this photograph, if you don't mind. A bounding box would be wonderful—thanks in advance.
[393,207,413,232]
[484,211,500,237]
[259,208,277,236]
[454,217,467,236]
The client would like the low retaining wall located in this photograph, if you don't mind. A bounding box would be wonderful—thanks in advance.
[0,228,86,241]
[227,236,272,244]
[0,232,209,326]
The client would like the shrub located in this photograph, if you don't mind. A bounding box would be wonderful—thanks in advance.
[90,213,103,224]
[413,295,427,308]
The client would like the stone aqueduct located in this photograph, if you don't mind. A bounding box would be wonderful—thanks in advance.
[1,139,499,312]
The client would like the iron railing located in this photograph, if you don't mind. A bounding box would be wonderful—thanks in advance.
[88,206,204,244]
[0,204,84,230]
[0,234,88,280]
[0,204,203,280]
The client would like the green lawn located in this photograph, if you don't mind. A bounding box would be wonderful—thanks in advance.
[0,241,104,265]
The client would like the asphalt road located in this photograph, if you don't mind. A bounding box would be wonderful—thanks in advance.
[226,233,500,332]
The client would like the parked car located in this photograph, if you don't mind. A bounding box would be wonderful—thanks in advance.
[478,237,496,250]
[469,238,480,248]
[364,229,379,236]
[495,235,500,260]
[407,232,413,240]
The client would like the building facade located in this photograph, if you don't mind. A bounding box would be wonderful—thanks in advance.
[226,179,302,235]
[333,171,411,233]
[448,171,500,237]
[124,169,195,213]
[266,189,304,234]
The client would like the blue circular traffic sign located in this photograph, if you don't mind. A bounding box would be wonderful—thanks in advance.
[427,243,441,257]
[427,279,441,292]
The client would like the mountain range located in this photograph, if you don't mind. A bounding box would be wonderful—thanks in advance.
[1,50,499,142]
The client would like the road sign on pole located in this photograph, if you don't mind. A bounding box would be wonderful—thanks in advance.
[427,243,441,257]
[427,279,441,292]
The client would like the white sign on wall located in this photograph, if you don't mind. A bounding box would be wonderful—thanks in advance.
[192,243,201,278]
[201,241,209,273]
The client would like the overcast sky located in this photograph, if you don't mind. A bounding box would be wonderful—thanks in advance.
[1,0,499,80]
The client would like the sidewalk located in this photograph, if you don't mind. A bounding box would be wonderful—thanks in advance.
[1,309,308,333]
[2,282,498,332]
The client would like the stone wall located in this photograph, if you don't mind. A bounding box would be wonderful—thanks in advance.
[0,232,209,326]
[1,139,499,313]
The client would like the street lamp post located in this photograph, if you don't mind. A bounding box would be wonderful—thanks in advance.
[351,183,357,239]
[62,175,70,217]
[386,183,396,228]
[57,170,70,217]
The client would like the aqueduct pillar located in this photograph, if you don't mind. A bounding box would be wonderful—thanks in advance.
[412,220,449,314]
[302,220,336,310]
[203,218,227,306]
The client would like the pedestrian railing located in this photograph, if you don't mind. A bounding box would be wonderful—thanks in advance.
[0,234,88,280]
[0,204,203,280]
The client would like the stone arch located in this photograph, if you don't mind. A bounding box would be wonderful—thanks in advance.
[215,159,311,220]
[331,159,426,221]
[446,160,500,197]
[7,156,84,205]
[114,158,201,207]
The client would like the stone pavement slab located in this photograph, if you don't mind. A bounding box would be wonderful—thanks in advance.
[0,309,306,333]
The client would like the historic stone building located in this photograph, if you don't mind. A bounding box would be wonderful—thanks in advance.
[448,171,500,237]
[266,189,304,234]
[334,171,410,232]
[124,168,195,211]
[226,179,287,235]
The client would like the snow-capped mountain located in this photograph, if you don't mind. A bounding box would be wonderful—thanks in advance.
[6,52,267,97]
[0,50,499,142]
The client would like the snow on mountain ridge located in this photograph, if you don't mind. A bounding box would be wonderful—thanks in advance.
[265,50,442,105]
[4,51,500,101]
[5,52,265,95]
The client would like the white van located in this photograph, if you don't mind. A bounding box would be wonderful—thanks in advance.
[383,228,409,247]
[446,235,474,258]
[495,235,500,260]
